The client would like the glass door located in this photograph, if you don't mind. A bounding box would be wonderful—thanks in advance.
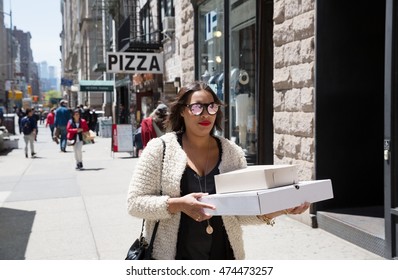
[197,0,258,163]
[384,0,398,259]
[229,0,257,162]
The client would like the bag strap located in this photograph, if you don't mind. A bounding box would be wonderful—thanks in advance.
[142,138,166,258]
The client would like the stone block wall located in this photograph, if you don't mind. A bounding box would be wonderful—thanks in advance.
[273,0,316,181]
[163,0,195,86]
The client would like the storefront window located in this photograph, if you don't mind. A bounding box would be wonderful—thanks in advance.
[229,0,257,159]
[198,0,225,102]
[198,0,257,162]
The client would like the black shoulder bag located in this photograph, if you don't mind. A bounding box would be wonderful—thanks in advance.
[125,138,165,260]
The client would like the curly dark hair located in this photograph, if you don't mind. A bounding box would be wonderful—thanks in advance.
[167,81,224,134]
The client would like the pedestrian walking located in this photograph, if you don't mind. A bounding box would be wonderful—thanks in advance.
[89,108,98,133]
[67,109,89,170]
[16,107,25,134]
[127,81,310,260]
[21,108,37,158]
[32,108,40,141]
[54,100,71,152]
[79,105,91,126]
[118,104,129,124]
[140,103,169,149]
[45,107,56,139]
[0,106,4,126]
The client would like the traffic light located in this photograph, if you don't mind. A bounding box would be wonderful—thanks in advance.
[27,85,32,95]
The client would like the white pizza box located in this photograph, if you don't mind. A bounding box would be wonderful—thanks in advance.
[214,164,298,194]
[200,179,333,216]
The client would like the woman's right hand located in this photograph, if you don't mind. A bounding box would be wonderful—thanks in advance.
[167,193,216,222]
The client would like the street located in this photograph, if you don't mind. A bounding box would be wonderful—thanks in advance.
[0,119,385,260]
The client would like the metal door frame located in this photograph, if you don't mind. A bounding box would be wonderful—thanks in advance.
[384,0,398,260]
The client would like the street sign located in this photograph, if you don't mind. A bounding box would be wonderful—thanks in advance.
[106,52,163,74]
[79,80,114,92]
[112,124,134,153]
[61,78,73,87]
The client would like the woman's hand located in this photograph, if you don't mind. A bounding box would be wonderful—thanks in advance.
[259,202,311,220]
[167,193,216,222]
[285,202,311,215]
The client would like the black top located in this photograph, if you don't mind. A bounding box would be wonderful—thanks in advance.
[175,133,235,260]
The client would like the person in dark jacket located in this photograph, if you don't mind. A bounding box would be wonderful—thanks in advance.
[0,107,4,126]
[54,100,71,152]
[21,108,37,158]
[118,104,129,124]
[89,109,98,132]
[17,107,25,134]
[32,108,40,141]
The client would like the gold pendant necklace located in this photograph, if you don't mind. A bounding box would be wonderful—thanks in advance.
[196,174,213,235]
[204,173,214,235]
[206,223,214,234]
[198,138,213,235]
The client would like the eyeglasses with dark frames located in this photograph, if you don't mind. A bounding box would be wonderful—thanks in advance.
[185,102,220,116]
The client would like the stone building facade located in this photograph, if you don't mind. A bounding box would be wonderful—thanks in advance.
[273,0,315,181]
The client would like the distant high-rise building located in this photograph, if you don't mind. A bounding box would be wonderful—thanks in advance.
[39,61,49,79]
[38,61,58,91]
[48,66,58,90]
[49,66,55,79]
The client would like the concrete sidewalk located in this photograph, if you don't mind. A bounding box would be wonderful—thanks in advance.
[0,120,385,260]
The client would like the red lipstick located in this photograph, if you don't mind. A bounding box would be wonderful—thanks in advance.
[198,120,211,126]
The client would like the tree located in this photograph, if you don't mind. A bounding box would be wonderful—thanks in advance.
[44,90,62,107]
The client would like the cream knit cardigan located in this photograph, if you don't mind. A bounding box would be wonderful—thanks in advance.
[127,132,264,260]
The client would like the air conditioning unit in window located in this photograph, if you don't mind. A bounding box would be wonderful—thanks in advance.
[162,16,175,33]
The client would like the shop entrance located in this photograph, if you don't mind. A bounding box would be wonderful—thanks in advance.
[314,0,388,257]
[116,86,129,124]
[384,0,398,259]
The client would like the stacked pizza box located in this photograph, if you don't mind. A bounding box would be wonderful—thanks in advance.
[200,165,333,215]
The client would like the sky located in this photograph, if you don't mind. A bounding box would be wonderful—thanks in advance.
[4,0,62,76]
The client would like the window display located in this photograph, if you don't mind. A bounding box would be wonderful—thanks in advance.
[198,0,225,101]
[198,0,257,162]
[229,0,257,158]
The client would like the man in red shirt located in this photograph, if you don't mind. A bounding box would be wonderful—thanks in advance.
[141,104,168,148]
[46,107,56,140]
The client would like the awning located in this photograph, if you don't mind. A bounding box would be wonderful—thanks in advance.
[79,80,114,92]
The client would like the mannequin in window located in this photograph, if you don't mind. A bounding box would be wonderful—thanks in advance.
[232,68,253,149]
